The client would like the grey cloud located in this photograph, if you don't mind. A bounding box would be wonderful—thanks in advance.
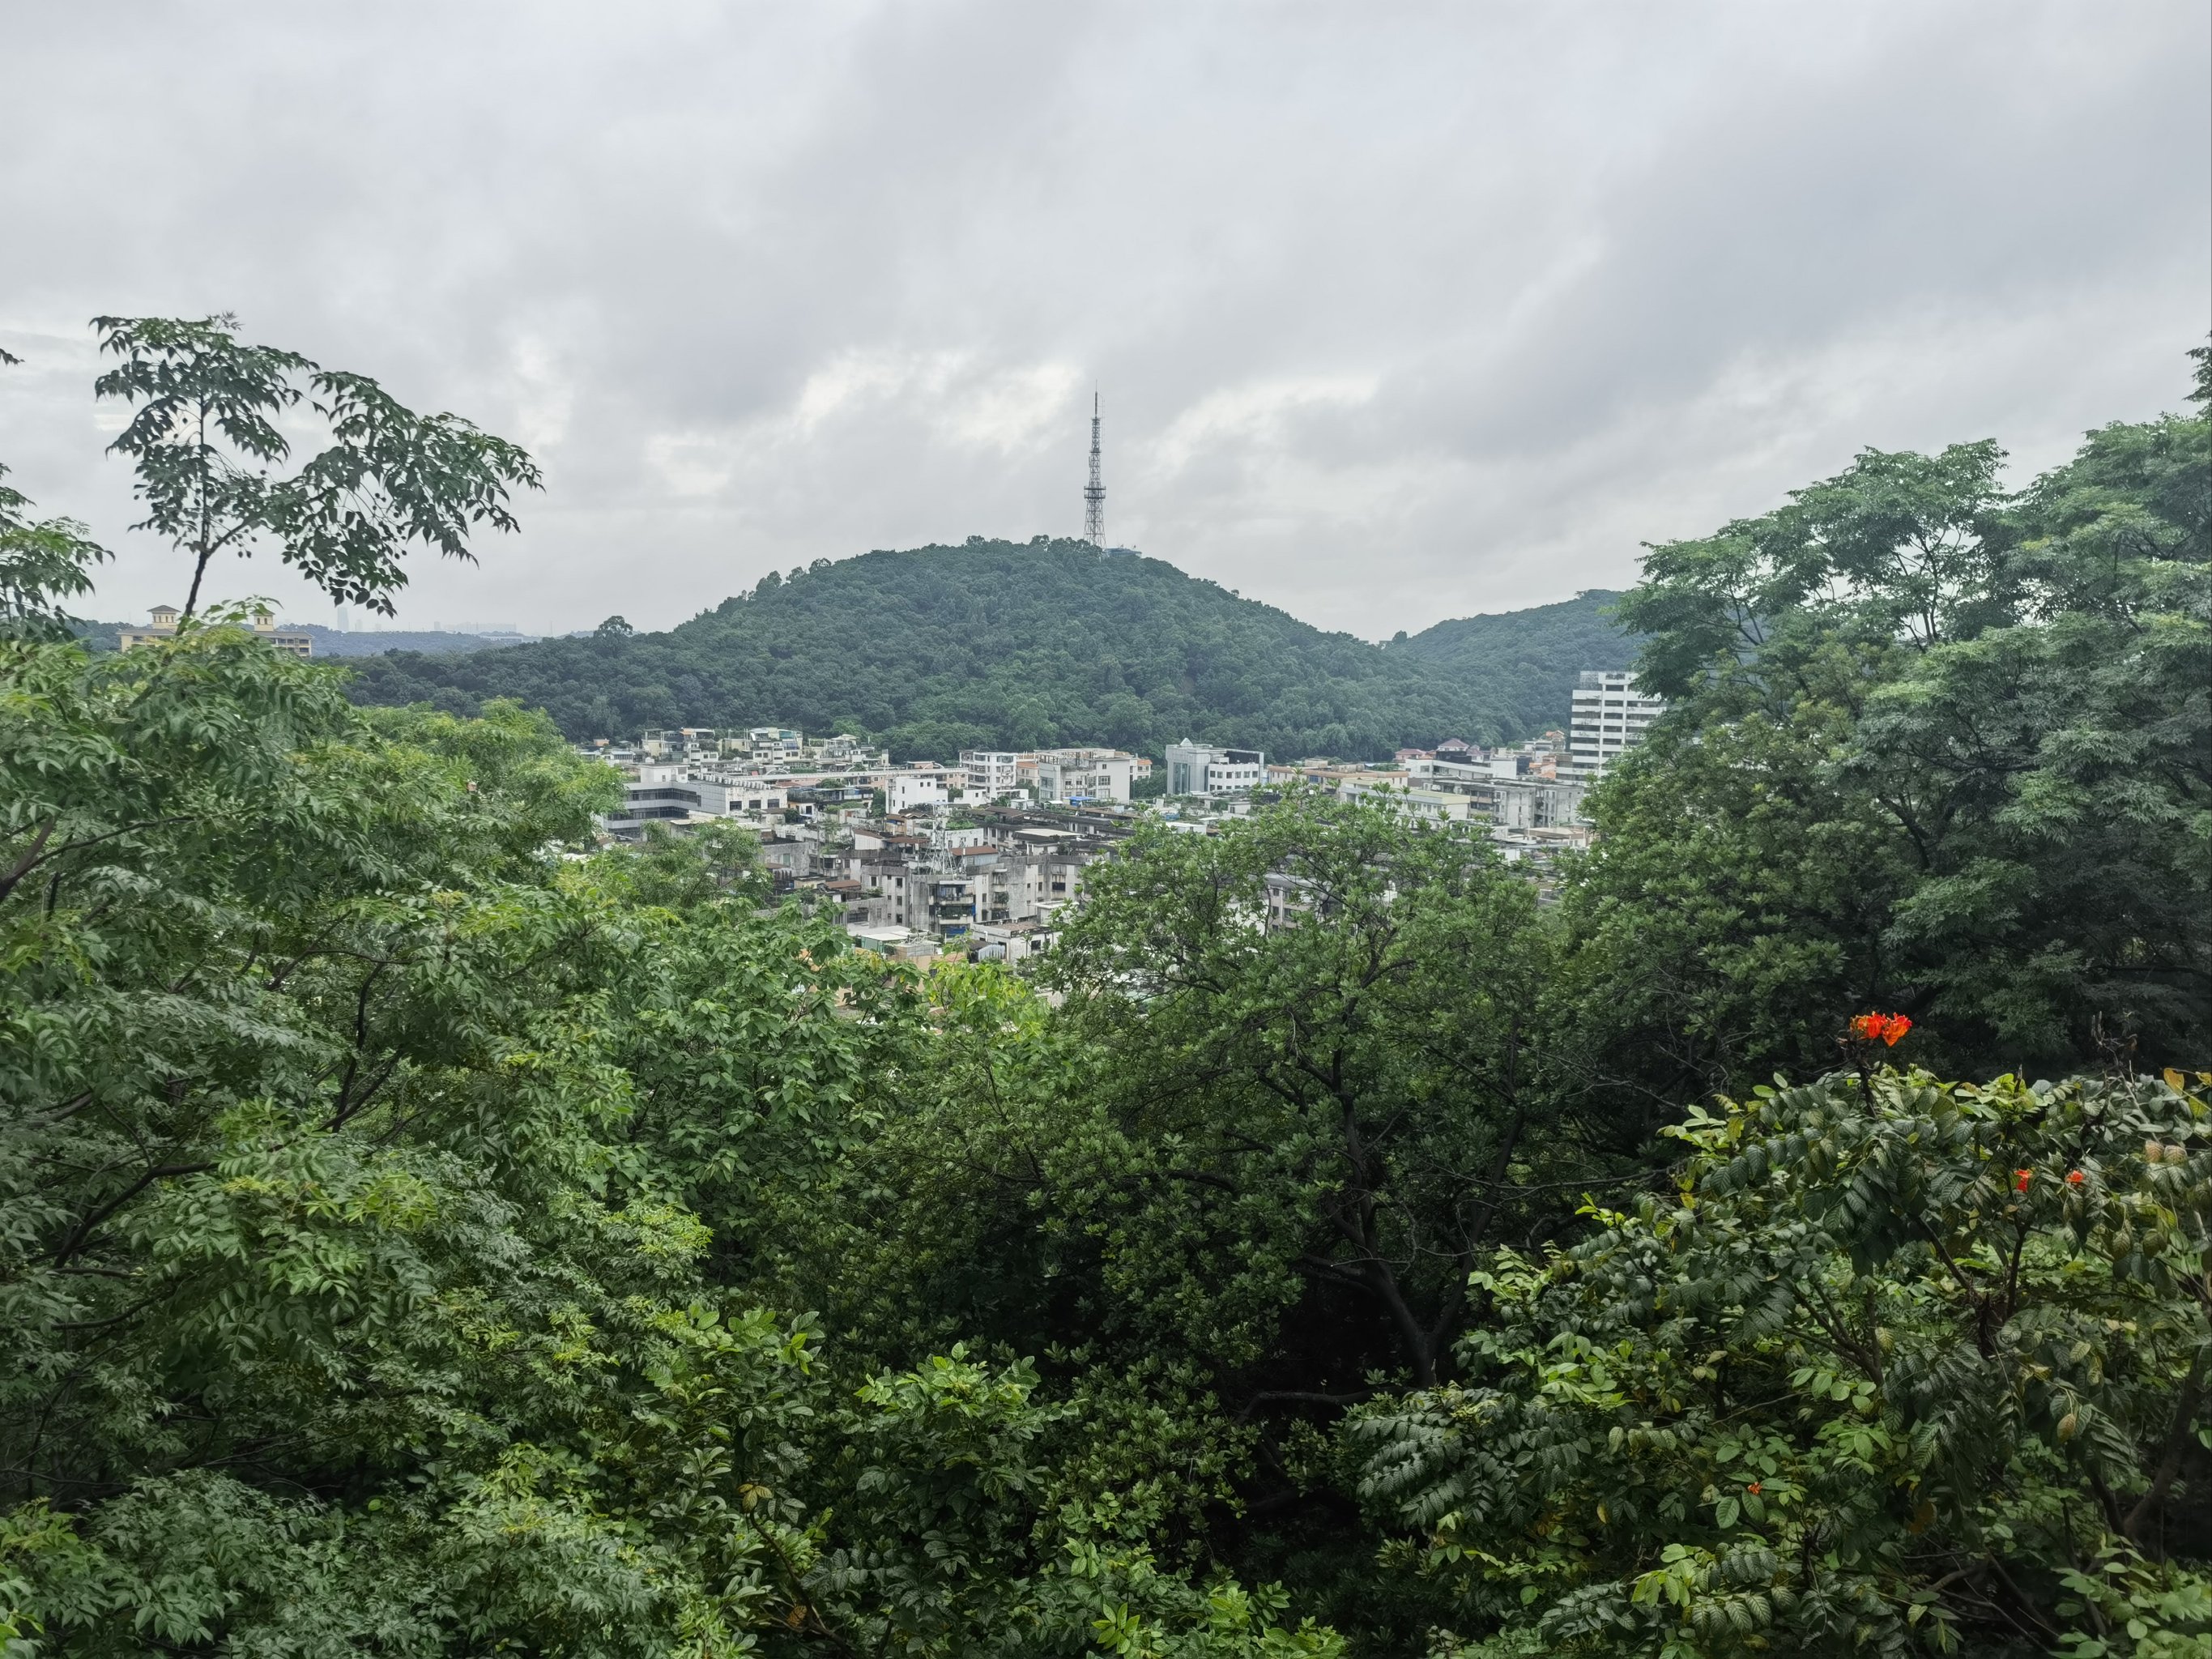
[1,1,2203,639]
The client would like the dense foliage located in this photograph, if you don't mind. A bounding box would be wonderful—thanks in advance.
[1562,352,2210,1100]
[341,542,1628,760]
[0,628,1340,1657]
[2,335,2206,1656]
[1389,591,1637,740]
[1357,1063,2212,1657]
[1,467,106,642]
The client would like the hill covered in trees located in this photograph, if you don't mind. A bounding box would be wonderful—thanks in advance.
[1389,588,1637,737]
[343,540,1631,757]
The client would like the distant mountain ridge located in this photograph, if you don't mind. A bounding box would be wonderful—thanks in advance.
[300,625,546,657]
[75,621,541,657]
[341,538,1637,761]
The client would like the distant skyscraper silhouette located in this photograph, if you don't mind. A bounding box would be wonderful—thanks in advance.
[1083,391,1106,548]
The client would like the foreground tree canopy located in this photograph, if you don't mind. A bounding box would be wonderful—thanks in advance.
[0,331,2206,1654]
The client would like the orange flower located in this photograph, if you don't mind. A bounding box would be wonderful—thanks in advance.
[2066,1170,2085,1186]
[2015,1169,2032,1192]
[1745,1482,1762,1494]
[1878,1013,1912,1046]
[1850,1013,1913,1046]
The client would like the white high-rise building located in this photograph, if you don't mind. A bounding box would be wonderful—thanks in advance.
[1567,671,1664,777]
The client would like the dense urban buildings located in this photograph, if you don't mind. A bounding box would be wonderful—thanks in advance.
[580,665,1663,950]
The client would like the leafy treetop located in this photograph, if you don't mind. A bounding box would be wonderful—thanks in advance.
[94,313,540,618]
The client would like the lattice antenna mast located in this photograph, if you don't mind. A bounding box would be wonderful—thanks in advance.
[1083,390,1106,548]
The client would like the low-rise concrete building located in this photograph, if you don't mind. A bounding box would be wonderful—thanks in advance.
[1165,740,1264,796]
[970,918,1060,965]
[1034,748,1136,804]
[1334,778,1476,824]
[595,762,791,839]
[887,771,948,814]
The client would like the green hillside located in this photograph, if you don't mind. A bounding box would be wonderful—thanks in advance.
[343,539,1633,761]
[1389,588,1639,737]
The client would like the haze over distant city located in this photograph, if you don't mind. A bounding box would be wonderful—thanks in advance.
[0,2,2204,639]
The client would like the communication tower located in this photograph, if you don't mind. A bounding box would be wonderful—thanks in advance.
[1083,391,1106,548]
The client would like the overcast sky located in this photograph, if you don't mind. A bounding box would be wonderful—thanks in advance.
[2,2,2205,639]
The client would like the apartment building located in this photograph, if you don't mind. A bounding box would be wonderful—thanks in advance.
[961,751,1026,800]
[1333,778,1476,824]
[1490,774,1588,833]
[1034,748,1136,804]
[640,727,889,773]
[1567,671,1664,776]
[886,771,949,813]
[824,811,1130,945]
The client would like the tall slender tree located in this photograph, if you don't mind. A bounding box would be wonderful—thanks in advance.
[94,313,540,618]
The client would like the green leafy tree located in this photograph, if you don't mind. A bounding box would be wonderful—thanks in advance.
[1575,348,2210,1089]
[1357,1060,2212,1657]
[1044,791,1571,1394]
[768,794,1612,1646]
[93,313,540,616]
[0,623,1337,1655]
[0,467,106,642]
[0,621,667,1647]
[1,352,109,642]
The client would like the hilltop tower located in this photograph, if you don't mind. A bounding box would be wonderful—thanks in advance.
[1083,391,1106,548]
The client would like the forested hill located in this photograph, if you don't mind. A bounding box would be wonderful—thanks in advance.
[1392,589,1637,737]
[343,537,1634,760]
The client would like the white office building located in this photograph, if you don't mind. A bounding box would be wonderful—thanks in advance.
[1567,672,1664,777]
[1165,740,1265,797]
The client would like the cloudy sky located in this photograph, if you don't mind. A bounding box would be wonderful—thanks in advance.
[2,2,2205,640]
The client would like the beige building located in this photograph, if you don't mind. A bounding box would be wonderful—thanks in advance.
[119,605,312,659]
